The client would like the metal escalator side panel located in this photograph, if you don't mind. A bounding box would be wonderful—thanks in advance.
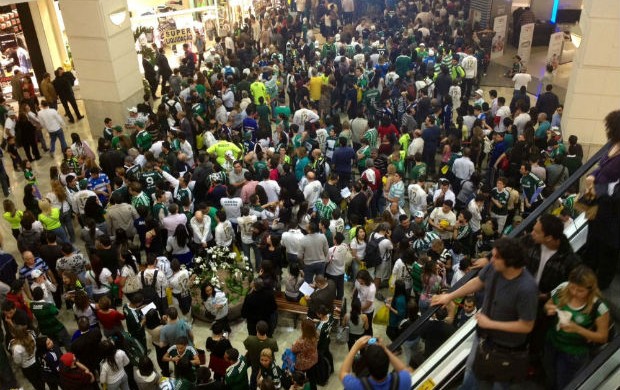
[410,316,477,389]
[565,336,620,390]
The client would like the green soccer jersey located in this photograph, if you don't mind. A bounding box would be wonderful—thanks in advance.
[520,172,545,202]
[363,88,380,115]
[132,192,151,210]
[395,55,412,78]
[136,130,152,151]
[273,105,291,120]
[225,356,250,390]
[152,202,169,221]
[30,300,64,337]
[491,187,510,215]
[363,128,379,149]
[174,187,192,205]
[140,171,163,195]
[410,163,427,181]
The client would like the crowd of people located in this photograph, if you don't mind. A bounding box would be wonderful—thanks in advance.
[0,0,618,389]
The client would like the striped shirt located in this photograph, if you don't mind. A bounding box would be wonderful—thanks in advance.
[412,231,440,254]
[315,200,337,220]
[132,192,151,210]
[364,128,379,149]
[388,180,405,208]
[19,258,49,284]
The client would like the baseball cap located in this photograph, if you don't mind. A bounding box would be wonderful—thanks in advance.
[60,352,76,367]
[439,178,450,185]
[225,150,234,158]
[134,120,145,129]
[475,89,484,96]
[414,210,425,218]
[128,107,138,113]
[513,215,523,223]
[113,125,123,132]
[31,269,43,279]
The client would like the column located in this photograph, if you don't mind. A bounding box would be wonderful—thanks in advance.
[58,0,143,136]
[29,0,68,73]
[562,0,620,160]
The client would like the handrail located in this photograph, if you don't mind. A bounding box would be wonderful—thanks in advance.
[388,141,611,353]
[564,335,620,390]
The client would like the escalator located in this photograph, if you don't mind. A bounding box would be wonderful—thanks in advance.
[387,142,617,389]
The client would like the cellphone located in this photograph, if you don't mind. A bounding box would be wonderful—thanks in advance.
[368,338,377,345]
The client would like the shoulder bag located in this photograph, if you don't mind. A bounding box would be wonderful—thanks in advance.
[472,272,529,383]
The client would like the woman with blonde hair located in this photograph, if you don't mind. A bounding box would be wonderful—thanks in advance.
[3,199,23,239]
[256,348,282,389]
[544,265,610,389]
[292,318,319,389]
[47,179,74,242]
[38,198,69,243]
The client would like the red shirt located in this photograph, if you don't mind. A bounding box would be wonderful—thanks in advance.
[361,167,381,191]
[378,123,399,141]
[96,309,125,330]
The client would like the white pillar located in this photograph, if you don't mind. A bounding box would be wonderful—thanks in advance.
[58,0,143,137]
[562,0,620,159]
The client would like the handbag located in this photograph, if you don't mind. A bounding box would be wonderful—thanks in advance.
[122,268,141,294]
[472,273,529,383]
[373,305,389,325]
[336,325,350,344]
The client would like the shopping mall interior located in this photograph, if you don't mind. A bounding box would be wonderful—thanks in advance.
[0,0,618,389]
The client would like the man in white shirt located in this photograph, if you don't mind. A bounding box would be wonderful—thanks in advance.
[407,177,428,215]
[220,188,243,224]
[451,148,475,191]
[237,206,259,267]
[190,210,212,248]
[292,101,319,133]
[281,221,305,266]
[428,200,457,240]
[513,105,532,136]
[162,204,188,236]
[3,110,16,140]
[407,130,424,158]
[38,100,67,156]
[433,178,456,205]
[494,97,512,133]
[461,49,477,99]
[257,171,281,203]
[302,171,322,205]
[139,255,170,313]
[512,72,532,94]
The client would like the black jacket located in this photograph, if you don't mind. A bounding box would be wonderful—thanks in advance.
[523,234,580,295]
[241,288,277,323]
[535,91,560,120]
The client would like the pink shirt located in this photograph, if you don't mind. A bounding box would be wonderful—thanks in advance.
[240,180,259,204]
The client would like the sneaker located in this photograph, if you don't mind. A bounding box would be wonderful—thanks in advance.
[77,115,84,120]
[49,152,54,158]
[68,119,75,123]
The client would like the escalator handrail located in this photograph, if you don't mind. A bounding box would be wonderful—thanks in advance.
[388,141,611,352]
[564,335,620,390]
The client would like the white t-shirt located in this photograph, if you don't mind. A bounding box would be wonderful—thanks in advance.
[258,180,281,203]
[408,184,428,214]
[100,350,130,385]
[87,268,112,295]
[356,282,376,314]
[536,245,558,283]
[512,73,532,90]
[220,197,243,223]
[282,229,304,255]
[169,269,190,295]
[237,215,258,244]
[303,180,322,205]
[350,239,366,260]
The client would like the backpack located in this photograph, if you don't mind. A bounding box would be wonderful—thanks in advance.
[165,100,179,123]
[281,348,297,373]
[363,234,387,268]
[140,270,160,307]
[224,65,234,78]
[360,371,400,390]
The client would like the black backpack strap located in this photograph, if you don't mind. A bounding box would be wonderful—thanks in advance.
[390,371,400,390]
[141,271,147,286]
[360,377,373,390]
[151,270,158,288]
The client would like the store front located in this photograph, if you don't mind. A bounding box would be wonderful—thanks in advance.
[0,1,46,99]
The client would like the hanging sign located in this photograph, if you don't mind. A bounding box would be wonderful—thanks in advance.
[163,28,193,45]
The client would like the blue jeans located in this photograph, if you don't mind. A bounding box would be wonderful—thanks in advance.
[544,340,588,390]
[52,227,69,244]
[48,129,67,154]
[242,242,262,270]
[60,210,75,242]
[303,262,325,283]
[460,335,515,390]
